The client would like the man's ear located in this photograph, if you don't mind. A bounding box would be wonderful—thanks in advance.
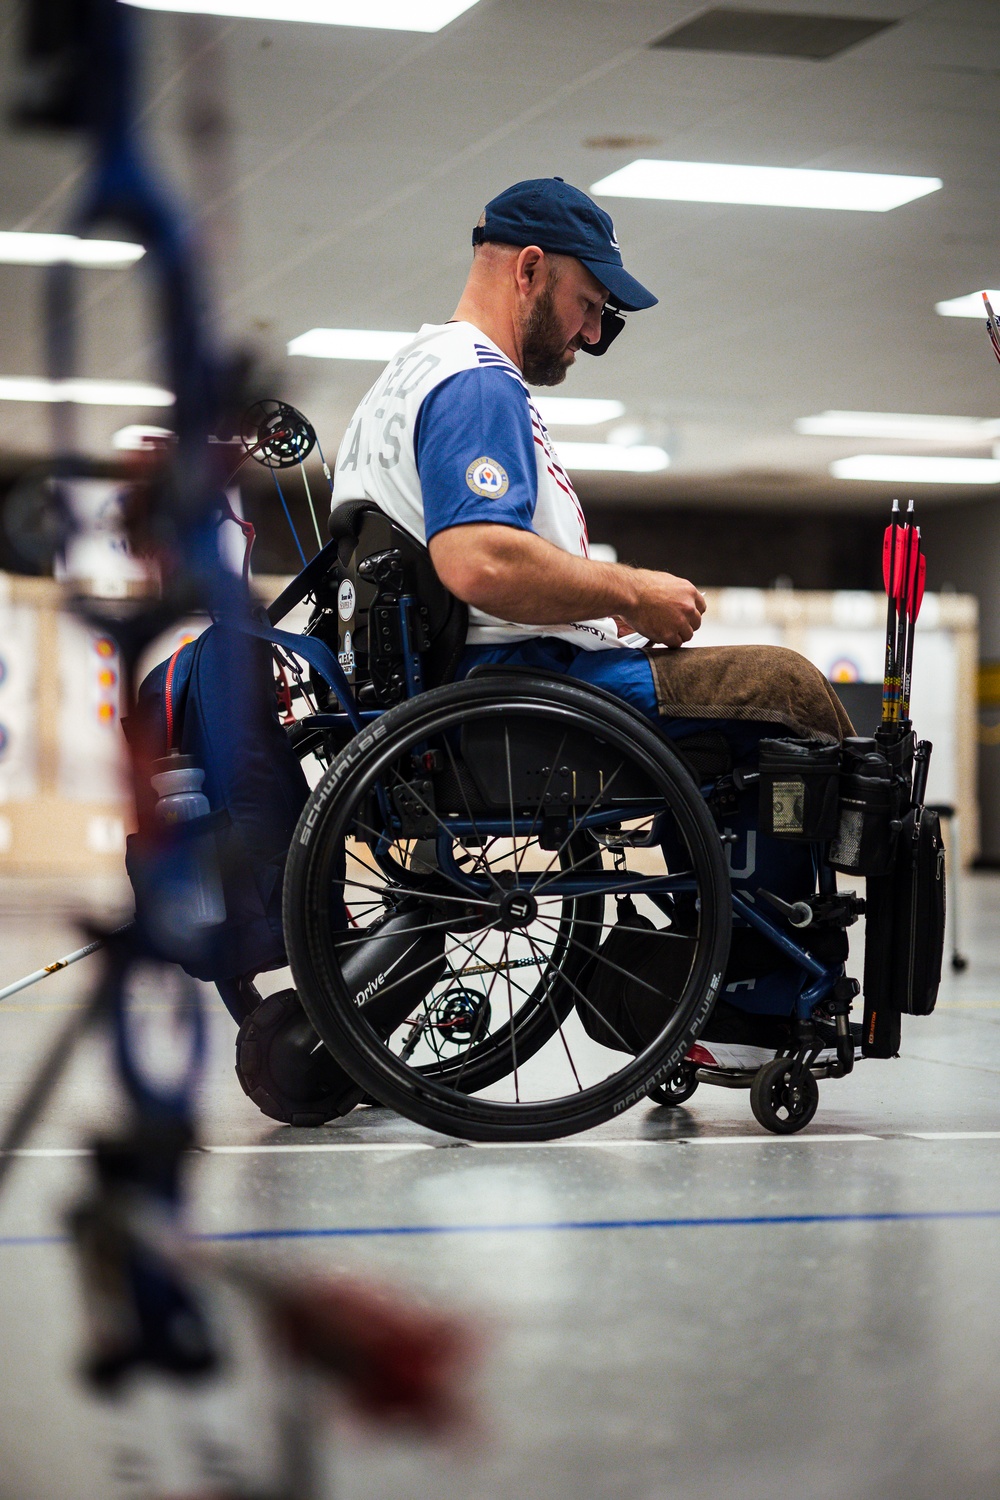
[514,244,545,296]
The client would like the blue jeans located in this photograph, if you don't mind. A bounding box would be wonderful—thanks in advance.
[457,639,814,1017]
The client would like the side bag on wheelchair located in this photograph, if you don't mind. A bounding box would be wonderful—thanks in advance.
[758,729,946,1056]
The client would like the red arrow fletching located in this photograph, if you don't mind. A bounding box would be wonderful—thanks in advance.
[908,550,926,622]
[883,519,907,598]
[890,526,910,601]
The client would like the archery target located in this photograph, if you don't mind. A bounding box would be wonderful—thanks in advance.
[57,615,127,802]
[0,600,38,802]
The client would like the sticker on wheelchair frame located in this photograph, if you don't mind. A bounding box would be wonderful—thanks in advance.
[338,579,356,621]
[465,456,509,499]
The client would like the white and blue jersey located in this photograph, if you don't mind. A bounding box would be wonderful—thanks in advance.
[331,320,621,650]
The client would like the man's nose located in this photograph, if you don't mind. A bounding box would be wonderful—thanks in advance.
[581,306,605,346]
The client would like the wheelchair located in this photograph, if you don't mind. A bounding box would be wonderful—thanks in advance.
[263,501,932,1141]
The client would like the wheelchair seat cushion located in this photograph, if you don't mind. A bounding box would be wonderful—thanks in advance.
[644,644,854,742]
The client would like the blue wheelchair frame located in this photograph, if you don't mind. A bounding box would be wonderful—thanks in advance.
[262,538,855,1056]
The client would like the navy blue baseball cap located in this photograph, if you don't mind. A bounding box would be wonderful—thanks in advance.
[472,177,658,313]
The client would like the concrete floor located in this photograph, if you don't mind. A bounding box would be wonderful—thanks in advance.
[2,872,1000,1499]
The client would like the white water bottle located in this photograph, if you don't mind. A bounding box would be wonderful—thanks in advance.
[151,756,226,928]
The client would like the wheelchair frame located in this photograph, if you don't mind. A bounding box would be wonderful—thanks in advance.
[265,524,867,1135]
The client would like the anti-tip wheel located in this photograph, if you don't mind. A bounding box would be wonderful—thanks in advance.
[648,1062,699,1107]
[749,1056,819,1135]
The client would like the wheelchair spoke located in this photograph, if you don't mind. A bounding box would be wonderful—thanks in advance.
[525,936,636,1055]
[406,925,498,1065]
[351,803,499,901]
[503,726,516,850]
[352,944,461,1015]
[330,913,477,950]
[522,929,583,1093]
[529,760,627,894]
[330,873,495,911]
[532,910,698,940]
[386,770,505,895]
[536,818,656,884]
[519,731,568,871]
[534,917,685,1003]
[442,737,495,868]
[439,927,519,1089]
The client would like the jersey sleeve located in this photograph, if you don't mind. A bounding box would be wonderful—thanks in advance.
[414,367,537,541]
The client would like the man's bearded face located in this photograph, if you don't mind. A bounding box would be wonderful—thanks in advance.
[520,271,575,386]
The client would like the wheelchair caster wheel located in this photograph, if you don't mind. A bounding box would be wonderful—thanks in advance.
[236,989,364,1126]
[648,1063,699,1107]
[749,1057,819,1135]
[951,953,969,973]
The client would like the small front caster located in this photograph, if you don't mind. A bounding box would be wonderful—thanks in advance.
[648,1061,699,1107]
[749,1056,819,1135]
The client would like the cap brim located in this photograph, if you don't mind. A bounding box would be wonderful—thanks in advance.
[580,257,657,312]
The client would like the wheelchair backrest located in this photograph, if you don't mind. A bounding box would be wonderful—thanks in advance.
[317,500,468,707]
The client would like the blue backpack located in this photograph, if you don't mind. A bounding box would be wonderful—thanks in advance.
[125,621,310,986]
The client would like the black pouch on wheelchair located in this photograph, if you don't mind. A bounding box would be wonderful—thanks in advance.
[758,738,840,842]
[578,898,696,1054]
[862,804,946,1056]
[829,737,896,876]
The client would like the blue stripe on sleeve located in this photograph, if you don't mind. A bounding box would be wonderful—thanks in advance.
[414,367,537,542]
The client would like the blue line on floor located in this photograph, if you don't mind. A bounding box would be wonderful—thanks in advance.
[2,1206,1000,1248]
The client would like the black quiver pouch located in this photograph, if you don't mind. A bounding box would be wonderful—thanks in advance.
[862,804,946,1056]
[758,738,841,842]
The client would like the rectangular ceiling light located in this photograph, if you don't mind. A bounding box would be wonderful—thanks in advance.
[797,410,1000,443]
[935,291,1000,318]
[534,397,626,426]
[555,442,669,473]
[831,454,1000,484]
[0,377,173,406]
[591,159,941,212]
[287,328,414,360]
[0,232,144,267]
[122,0,479,29]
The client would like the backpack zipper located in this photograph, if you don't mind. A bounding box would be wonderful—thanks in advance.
[163,644,185,750]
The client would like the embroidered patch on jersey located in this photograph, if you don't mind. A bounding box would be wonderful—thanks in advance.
[465,457,509,498]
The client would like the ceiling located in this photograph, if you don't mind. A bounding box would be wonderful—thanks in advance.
[1,0,999,508]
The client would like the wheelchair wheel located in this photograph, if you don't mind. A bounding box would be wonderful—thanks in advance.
[283,673,731,1141]
[648,1062,699,1107]
[749,1057,819,1135]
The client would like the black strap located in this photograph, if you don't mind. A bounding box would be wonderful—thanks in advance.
[242,614,363,734]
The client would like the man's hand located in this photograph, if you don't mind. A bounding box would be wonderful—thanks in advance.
[615,567,706,648]
[429,523,706,646]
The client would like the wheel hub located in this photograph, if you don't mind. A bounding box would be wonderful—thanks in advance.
[494,886,538,931]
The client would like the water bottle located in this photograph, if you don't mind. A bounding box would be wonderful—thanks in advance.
[150,755,226,929]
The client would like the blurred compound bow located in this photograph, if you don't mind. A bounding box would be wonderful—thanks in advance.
[1,3,477,1492]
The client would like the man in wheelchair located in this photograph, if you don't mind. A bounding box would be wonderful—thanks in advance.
[132,181,942,1138]
[325,176,855,1084]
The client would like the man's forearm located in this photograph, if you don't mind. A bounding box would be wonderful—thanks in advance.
[429,523,636,624]
[429,522,706,646]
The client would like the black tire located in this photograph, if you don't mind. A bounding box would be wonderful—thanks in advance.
[283,674,731,1141]
[648,1062,699,1107]
[749,1056,820,1135]
[235,988,365,1126]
